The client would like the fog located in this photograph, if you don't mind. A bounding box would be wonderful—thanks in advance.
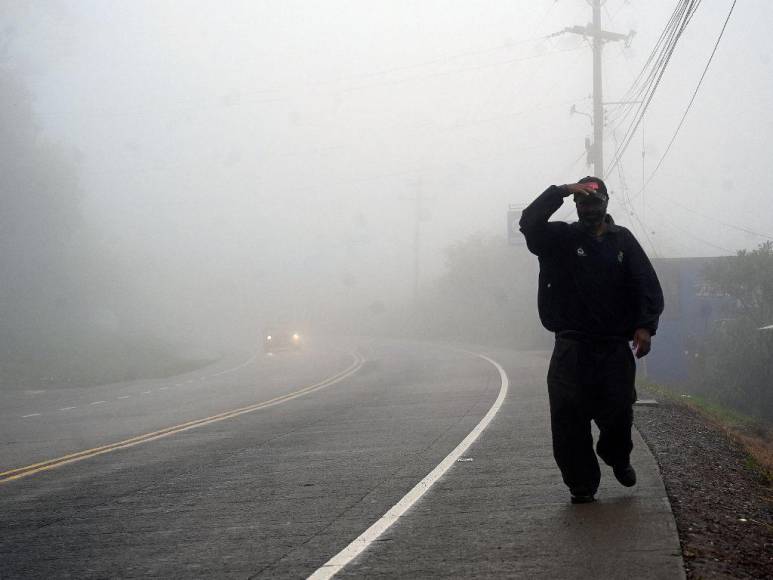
[2,1,772,373]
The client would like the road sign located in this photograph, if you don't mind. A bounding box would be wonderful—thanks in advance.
[508,208,524,246]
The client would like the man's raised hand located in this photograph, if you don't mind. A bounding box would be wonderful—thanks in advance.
[561,183,598,198]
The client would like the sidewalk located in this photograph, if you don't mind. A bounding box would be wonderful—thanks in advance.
[338,348,685,579]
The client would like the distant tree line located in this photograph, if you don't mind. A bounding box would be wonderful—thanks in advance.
[694,241,773,420]
[376,234,546,350]
[0,70,204,388]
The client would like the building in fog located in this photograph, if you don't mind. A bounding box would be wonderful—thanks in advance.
[647,257,735,384]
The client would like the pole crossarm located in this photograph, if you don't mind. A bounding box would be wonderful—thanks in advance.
[558,25,630,44]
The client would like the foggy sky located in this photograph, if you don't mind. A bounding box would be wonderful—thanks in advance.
[3,0,773,343]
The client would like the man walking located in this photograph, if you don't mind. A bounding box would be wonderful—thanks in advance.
[519,177,664,504]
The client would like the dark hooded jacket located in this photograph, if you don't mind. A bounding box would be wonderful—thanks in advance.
[519,185,664,339]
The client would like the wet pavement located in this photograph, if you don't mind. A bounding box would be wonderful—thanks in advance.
[0,340,683,578]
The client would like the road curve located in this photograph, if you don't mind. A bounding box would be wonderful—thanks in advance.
[0,339,682,579]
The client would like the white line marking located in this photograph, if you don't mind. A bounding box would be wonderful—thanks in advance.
[1,352,365,484]
[159,387,168,391]
[21,413,41,418]
[307,353,509,580]
[89,401,106,406]
[118,396,130,400]
[141,390,152,394]
[59,407,76,411]
[175,383,183,387]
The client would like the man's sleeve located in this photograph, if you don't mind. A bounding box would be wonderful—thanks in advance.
[519,185,567,255]
[625,232,665,335]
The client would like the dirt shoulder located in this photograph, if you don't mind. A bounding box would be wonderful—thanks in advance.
[634,392,773,579]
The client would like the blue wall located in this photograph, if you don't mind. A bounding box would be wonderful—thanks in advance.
[647,257,733,383]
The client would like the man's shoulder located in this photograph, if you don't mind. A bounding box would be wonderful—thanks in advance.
[614,225,642,244]
[605,221,634,239]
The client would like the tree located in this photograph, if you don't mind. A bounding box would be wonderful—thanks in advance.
[413,234,545,348]
[0,68,179,386]
[703,241,773,326]
[698,242,773,419]
[0,70,86,349]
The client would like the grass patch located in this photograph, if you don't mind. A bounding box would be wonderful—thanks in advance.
[0,336,218,390]
[638,378,773,484]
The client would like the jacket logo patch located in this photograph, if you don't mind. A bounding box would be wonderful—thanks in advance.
[576,247,586,257]
[618,250,624,263]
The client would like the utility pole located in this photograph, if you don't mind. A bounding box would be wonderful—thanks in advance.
[560,0,632,177]
[401,179,432,306]
[413,185,422,304]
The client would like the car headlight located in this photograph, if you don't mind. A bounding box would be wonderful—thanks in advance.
[266,335,272,341]
[292,333,300,341]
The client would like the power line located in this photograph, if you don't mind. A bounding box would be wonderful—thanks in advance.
[655,197,773,241]
[605,1,689,127]
[609,1,695,121]
[645,205,735,254]
[331,44,586,97]
[610,141,660,257]
[633,0,737,200]
[605,0,702,178]
[533,1,560,32]
[605,0,700,147]
[605,0,771,245]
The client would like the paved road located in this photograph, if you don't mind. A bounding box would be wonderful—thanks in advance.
[0,347,352,469]
[0,339,683,578]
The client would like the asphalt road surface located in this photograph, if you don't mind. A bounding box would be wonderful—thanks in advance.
[0,339,683,579]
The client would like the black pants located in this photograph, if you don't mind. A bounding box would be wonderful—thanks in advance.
[547,335,636,494]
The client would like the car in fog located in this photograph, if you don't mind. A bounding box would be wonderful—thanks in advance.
[264,328,303,352]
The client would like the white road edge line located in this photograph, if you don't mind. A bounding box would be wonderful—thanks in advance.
[307,352,509,580]
[17,353,259,419]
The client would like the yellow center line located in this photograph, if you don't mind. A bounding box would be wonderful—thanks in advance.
[0,353,364,485]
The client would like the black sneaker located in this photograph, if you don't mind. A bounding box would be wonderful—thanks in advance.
[570,493,596,504]
[613,463,637,487]
[569,488,596,504]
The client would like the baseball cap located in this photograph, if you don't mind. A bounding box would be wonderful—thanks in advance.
[576,176,608,202]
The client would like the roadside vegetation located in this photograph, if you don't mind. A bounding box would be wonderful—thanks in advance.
[693,241,773,421]
[0,69,210,390]
[639,379,772,483]
[378,234,545,350]
[645,241,773,476]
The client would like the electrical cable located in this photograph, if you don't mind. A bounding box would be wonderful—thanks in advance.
[655,198,773,241]
[605,0,699,137]
[611,141,660,257]
[645,204,735,254]
[606,0,689,125]
[533,0,560,33]
[604,0,770,245]
[632,0,737,200]
[605,0,701,177]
